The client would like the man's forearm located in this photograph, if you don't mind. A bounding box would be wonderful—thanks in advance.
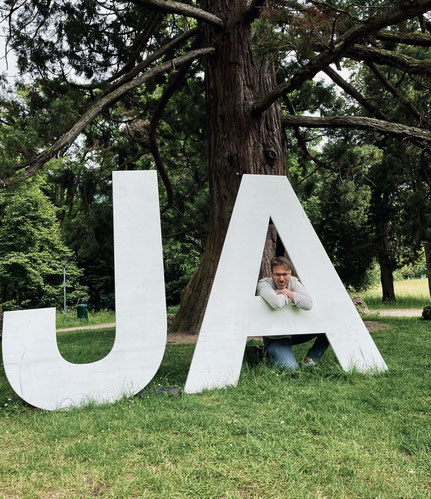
[276,288,295,302]
[257,281,289,309]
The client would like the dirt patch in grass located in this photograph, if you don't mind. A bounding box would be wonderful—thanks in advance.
[167,332,199,344]
[364,321,389,333]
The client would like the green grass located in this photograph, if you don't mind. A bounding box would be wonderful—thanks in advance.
[357,278,430,310]
[56,306,179,329]
[167,305,180,315]
[55,278,430,330]
[56,309,116,329]
[1,318,431,497]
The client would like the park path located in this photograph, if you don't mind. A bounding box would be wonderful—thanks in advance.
[57,323,116,333]
[56,308,424,336]
[57,308,422,343]
[377,309,423,317]
[56,323,197,344]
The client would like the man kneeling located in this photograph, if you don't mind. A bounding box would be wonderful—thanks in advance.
[257,256,329,369]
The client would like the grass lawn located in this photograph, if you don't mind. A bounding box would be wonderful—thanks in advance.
[56,309,116,329]
[54,279,430,331]
[357,278,430,310]
[1,317,431,497]
[56,306,179,329]
[55,280,431,331]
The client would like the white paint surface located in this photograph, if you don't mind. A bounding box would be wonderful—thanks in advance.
[2,171,167,410]
[2,172,386,407]
[185,174,387,393]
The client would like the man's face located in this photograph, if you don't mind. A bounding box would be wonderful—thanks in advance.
[271,265,291,289]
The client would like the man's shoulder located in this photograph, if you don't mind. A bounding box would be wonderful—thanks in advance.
[257,277,275,289]
[288,275,301,288]
[258,277,274,285]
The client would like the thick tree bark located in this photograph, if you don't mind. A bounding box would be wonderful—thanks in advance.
[374,185,397,303]
[379,256,396,303]
[172,1,288,333]
[259,223,287,279]
[425,242,431,298]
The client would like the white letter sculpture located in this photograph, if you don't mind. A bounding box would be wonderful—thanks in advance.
[184,174,387,393]
[2,172,386,409]
[2,171,166,410]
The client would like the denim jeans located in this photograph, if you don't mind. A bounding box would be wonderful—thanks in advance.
[263,334,329,370]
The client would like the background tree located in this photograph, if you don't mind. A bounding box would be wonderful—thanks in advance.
[0,182,88,310]
[1,0,431,330]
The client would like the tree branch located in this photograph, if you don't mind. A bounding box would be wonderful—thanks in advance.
[308,0,363,22]
[61,12,165,91]
[281,115,431,143]
[243,0,267,23]
[128,0,224,28]
[346,44,431,74]
[375,30,431,46]
[109,26,201,92]
[283,96,330,170]
[273,0,310,11]
[252,0,431,116]
[149,58,196,213]
[103,12,165,84]
[323,66,387,120]
[366,62,430,127]
[2,47,215,186]
[57,24,199,92]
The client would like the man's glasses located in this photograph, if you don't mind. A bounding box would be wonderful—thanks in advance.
[272,272,291,278]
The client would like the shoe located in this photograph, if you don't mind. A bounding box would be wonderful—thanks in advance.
[303,356,316,367]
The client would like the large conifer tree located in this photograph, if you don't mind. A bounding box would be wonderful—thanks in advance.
[2,1,431,328]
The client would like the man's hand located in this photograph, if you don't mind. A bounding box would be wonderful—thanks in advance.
[276,288,295,302]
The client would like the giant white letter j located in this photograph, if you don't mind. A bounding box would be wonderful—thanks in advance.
[2,171,166,410]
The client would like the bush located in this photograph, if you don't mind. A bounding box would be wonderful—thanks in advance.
[422,306,431,320]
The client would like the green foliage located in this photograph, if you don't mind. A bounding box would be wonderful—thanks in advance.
[2,0,430,310]
[0,182,88,309]
[0,45,210,310]
[164,240,200,306]
[1,318,431,496]
[0,80,87,184]
[397,252,428,280]
[289,72,429,296]
[291,142,377,290]
[52,163,116,310]
[308,178,374,290]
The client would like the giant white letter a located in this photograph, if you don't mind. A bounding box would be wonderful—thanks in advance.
[185,174,387,393]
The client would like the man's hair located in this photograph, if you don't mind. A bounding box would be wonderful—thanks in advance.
[270,256,293,272]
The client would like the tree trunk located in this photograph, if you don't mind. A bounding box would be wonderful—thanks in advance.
[425,241,431,298]
[379,256,396,303]
[172,1,288,333]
